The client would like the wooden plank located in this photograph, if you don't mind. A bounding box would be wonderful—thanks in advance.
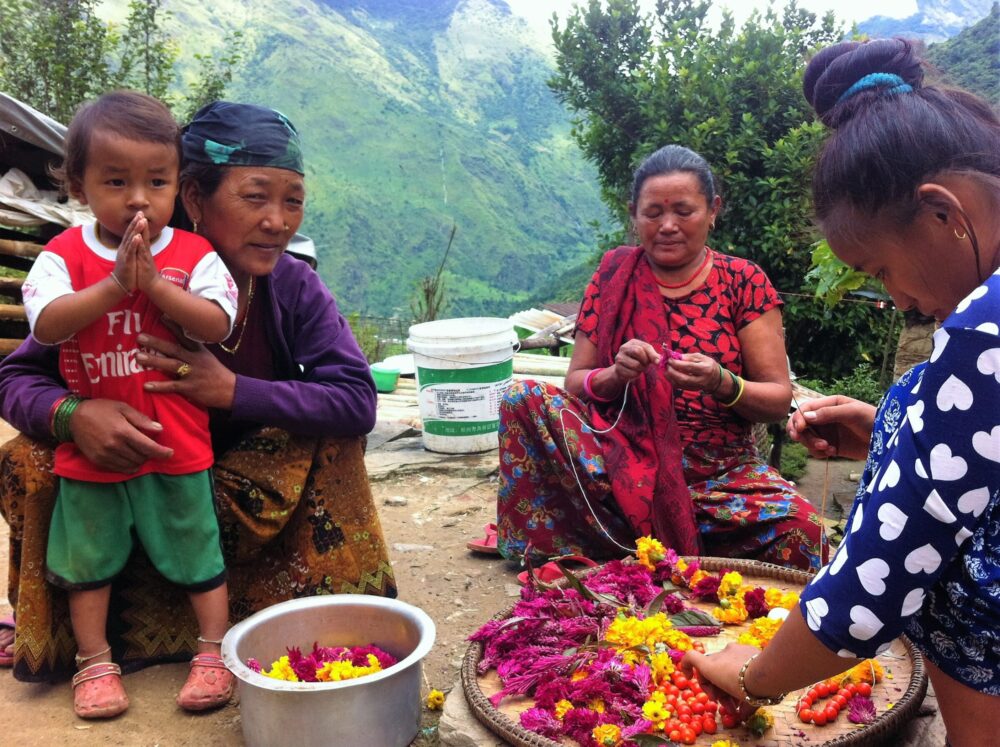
[0,338,25,356]
[0,304,27,322]
[0,238,44,260]
[0,276,24,295]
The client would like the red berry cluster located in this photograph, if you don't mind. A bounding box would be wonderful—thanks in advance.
[654,670,725,745]
[797,681,872,726]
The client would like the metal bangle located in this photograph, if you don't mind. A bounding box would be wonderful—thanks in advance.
[737,652,787,707]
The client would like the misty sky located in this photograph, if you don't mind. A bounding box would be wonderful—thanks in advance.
[506,0,919,40]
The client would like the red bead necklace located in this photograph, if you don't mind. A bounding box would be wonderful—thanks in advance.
[653,248,712,289]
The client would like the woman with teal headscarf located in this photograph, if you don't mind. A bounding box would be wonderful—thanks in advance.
[0,101,397,682]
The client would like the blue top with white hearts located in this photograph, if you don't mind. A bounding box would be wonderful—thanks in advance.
[799,269,1000,695]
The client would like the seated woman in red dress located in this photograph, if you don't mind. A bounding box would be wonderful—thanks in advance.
[496,145,827,572]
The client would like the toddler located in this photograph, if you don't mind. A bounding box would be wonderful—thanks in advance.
[22,90,238,718]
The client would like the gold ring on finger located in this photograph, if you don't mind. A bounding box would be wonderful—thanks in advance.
[176,363,193,379]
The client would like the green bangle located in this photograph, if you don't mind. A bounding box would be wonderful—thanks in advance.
[707,364,726,395]
[52,395,84,443]
[719,371,745,408]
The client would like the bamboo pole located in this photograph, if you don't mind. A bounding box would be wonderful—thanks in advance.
[0,238,44,259]
[0,338,25,356]
[0,304,27,321]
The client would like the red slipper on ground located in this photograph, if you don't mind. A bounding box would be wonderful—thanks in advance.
[0,615,14,667]
[466,522,501,555]
[517,555,599,585]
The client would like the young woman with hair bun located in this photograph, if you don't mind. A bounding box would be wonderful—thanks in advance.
[684,38,1000,745]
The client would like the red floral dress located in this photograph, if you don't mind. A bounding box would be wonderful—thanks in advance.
[496,248,827,571]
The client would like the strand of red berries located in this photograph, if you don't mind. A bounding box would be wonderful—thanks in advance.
[797,680,872,726]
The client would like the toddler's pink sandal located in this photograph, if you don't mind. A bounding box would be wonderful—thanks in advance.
[176,653,235,711]
[72,661,129,719]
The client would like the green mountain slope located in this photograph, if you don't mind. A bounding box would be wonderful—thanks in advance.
[127,0,607,316]
[926,2,1000,104]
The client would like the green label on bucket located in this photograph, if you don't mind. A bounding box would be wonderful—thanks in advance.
[416,359,512,385]
[423,419,500,436]
[416,362,512,429]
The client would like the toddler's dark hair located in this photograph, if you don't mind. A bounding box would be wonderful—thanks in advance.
[54,90,180,195]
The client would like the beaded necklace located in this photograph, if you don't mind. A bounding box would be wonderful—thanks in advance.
[218,277,255,355]
[652,248,712,289]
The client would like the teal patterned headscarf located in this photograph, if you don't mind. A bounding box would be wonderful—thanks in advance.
[181,101,304,175]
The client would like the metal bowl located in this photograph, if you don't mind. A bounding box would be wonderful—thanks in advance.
[221,595,436,747]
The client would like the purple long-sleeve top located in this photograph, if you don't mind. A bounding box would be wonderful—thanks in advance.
[0,254,377,443]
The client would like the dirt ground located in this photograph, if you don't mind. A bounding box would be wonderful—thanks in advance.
[0,420,864,746]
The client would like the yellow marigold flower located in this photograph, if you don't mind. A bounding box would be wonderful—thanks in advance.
[636,536,666,570]
[647,690,667,706]
[554,699,574,720]
[713,598,748,624]
[764,587,785,608]
[662,628,694,652]
[737,617,783,649]
[718,571,744,598]
[588,698,606,713]
[592,723,622,746]
[711,740,741,747]
[747,707,775,737]
[847,658,884,685]
[671,557,689,584]
[571,670,588,682]
[426,689,446,710]
[606,612,674,651]
[316,659,380,682]
[650,651,676,682]
[688,569,711,587]
[642,699,669,731]
[262,655,298,681]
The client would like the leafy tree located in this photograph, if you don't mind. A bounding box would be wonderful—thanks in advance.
[0,0,244,124]
[549,0,893,378]
[177,29,247,123]
[115,0,178,103]
[0,0,113,124]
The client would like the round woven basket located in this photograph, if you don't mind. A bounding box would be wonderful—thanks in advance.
[462,556,928,747]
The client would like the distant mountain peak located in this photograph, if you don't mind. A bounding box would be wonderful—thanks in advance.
[860,0,995,42]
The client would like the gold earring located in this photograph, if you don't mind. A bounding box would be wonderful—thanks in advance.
[284,223,290,231]
[710,221,716,230]
[192,219,199,234]
[954,228,967,240]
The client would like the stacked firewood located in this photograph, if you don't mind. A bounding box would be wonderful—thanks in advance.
[0,231,40,356]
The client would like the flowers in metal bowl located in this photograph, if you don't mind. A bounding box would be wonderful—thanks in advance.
[247,643,398,682]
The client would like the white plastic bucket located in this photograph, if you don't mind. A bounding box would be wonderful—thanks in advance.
[406,317,517,453]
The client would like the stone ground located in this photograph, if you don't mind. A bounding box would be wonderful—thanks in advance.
[0,419,946,746]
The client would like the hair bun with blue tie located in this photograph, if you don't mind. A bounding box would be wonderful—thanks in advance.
[803,38,923,128]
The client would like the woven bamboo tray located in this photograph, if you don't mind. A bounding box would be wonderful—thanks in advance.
[462,557,928,747]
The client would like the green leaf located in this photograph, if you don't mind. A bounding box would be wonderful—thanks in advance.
[669,609,721,627]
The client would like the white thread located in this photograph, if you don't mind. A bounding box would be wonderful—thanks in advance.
[557,380,638,554]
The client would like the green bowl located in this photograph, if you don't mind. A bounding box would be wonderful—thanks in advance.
[370,364,400,393]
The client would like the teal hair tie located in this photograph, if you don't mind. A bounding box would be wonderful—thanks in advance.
[837,73,913,105]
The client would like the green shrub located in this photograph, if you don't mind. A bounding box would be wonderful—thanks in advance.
[798,362,883,406]
[779,441,809,482]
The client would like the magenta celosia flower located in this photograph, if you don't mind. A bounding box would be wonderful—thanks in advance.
[743,586,770,619]
[246,658,262,673]
[350,644,397,669]
[562,706,600,742]
[848,695,877,724]
[690,574,722,601]
[622,719,654,739]
[682,560,701,580]
[519,707,563,738]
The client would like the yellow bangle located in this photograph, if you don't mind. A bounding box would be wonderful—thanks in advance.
[719,371,745,408]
